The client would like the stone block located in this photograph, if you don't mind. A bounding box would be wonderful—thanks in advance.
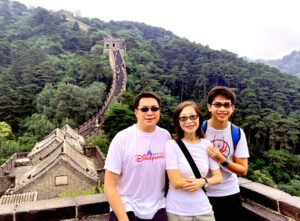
[240,179,290,211]
[279,196,300,221]
[242,201,288,221]
[238,177,253,185]
[0,204,15,221]
[15,197,76,221]
[75,194,109,218]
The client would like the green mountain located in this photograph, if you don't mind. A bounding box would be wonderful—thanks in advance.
[259,50,300,77]
[0,0,300,195]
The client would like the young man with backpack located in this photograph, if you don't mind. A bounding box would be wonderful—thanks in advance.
[202,86,249,221]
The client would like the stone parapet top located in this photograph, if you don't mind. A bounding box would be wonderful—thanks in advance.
[0,194,109,221]
[1,181,299,221]
[239,177,300,221]
[279,196,300,221]
[239,177,291,200]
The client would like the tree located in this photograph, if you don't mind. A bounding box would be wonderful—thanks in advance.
[20,114,55,140]
[35,82,106,127]
[0,121,13,139]
[103,103,136,140]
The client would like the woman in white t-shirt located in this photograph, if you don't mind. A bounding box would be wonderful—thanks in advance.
[165,101,223,221]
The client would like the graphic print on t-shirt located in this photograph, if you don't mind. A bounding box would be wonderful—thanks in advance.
[135,149,164,163]
[211,135,231,157]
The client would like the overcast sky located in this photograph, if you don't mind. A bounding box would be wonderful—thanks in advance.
[18,0,300,60]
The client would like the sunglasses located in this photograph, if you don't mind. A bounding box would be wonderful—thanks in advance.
[137,106,160,112]
[179,114,199,122]
[211,102,233,108]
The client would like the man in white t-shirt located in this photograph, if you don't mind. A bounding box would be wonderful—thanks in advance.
[104,92,171,221]
[204,86,250,221]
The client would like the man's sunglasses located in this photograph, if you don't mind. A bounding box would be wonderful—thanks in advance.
[137,106,160,112]
[179,114,199,122]
[212,102,233,108]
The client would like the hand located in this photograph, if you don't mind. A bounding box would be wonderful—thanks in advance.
[182,178,205,192]
[208,146,226,163]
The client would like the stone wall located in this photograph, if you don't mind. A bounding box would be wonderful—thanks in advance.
[0,194,109,221]
[1,179,300,221]
[239,178,300,221]
[0,176,15,195]
[16,161,97,200]
[0,152,28,176]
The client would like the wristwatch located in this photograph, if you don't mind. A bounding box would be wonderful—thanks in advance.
[221,158,230,167]
[203,177,209,188]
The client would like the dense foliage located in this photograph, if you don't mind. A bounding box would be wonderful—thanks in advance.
[0,0,299,195]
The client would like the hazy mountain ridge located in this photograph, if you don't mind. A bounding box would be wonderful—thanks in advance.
[258,50,300,77]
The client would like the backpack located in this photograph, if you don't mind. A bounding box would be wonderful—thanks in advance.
[201,120,241,151]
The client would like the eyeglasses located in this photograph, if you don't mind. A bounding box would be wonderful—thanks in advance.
[137,106,160,112]
[179,114,199,122]
[211,102,233,108]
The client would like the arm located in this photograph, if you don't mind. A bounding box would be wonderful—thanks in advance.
[167,169,193,189]
[208,146,248,176]
[206,168,223,185]
[182,169,222,192]
[104,170,128,221]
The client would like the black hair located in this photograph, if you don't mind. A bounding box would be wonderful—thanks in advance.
[134,92,162,109]
[207,86,236,104]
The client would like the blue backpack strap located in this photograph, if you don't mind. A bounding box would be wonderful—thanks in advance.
[201,120,208,133]
[231,123,241,151]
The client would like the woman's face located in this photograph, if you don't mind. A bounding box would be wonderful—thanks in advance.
[178,105,199,136]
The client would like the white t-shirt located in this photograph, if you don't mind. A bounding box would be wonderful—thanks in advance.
[104,124,171,219]
[205,122,249,197]
[165,139,219,216]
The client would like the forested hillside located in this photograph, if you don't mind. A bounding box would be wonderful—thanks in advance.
[259,50,300,77]
[0,0,299,195]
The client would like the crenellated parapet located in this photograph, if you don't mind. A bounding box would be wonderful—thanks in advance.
[103,36,126,55]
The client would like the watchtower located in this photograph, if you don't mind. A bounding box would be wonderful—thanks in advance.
[103,37,126,55]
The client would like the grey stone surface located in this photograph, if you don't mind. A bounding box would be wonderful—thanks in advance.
[279,196,300,221]
[242,201,289,221]
[240,179,290,211]
[15,197,76,221]
[76,194,109,218]
[0,204,15,221]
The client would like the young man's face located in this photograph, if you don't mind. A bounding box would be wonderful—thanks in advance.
[208,96,235,123]
[134,97,160,132]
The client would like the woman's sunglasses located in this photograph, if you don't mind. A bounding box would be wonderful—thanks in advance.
[178,114,199,122]
[137,106,160,112]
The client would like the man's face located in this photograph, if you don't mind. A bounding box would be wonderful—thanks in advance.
[135,98,160,132]
[208,96,235,123]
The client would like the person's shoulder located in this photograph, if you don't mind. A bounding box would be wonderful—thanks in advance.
[201,138,211,145]
[156,126,171,136]
[165,139,177,148]
[166,139,176,145]
[230,122,246,133]
[113,125,135,139]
